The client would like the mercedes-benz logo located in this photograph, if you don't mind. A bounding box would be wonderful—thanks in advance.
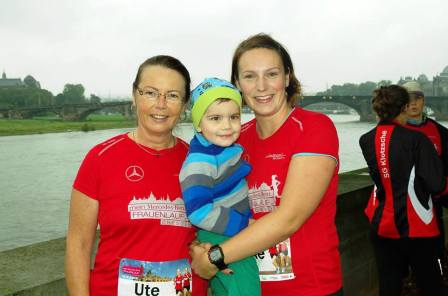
[125,165,144,182]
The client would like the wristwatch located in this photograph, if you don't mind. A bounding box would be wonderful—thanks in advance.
[207,245,228,270]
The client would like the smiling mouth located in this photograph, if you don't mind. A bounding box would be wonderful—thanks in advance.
[254,95,273,102]
[150,114,169,120]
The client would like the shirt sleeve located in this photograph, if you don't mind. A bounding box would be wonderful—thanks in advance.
[415,133,446,195]
[293,113,339,163]
[73,148,101,200]
[432,122,448,205]
[438,124,448,187]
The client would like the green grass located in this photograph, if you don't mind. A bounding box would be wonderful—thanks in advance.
[0,114,136,136]
[0,114,192,136]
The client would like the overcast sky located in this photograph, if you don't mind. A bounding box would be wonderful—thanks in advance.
[1,0,447,98]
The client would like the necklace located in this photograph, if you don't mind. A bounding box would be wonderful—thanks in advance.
[131,131,175,157]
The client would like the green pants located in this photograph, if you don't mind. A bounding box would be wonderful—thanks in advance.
[197,230,261,296]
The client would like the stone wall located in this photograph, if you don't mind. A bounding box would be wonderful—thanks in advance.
[337,170,376,296]
[0,237,67,296]
[2,169,445,296]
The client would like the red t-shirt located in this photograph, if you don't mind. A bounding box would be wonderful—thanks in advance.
[175,274,183,290]
[182,271,191,288]
[73,134,207,296]
[239,108,342,296]
[406,119,442,156]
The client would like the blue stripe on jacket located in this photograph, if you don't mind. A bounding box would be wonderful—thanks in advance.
[180,133,252,236]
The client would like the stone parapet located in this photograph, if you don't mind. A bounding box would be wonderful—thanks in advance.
[0,238,67,296]
[2,168,445,295]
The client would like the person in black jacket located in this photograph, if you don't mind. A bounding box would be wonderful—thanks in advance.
[359,85,448,296]
[403,81,448,271]
[403,81,448,199]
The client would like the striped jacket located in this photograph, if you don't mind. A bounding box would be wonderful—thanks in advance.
[180,133,252,236]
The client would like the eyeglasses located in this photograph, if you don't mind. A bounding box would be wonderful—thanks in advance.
[137,87,183,103]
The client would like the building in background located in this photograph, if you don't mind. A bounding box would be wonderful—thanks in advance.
[397,65,448,96]
[0,71,40,88]
[433,66,448,96]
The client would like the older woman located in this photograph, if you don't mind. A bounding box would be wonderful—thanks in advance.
[360,85,447,296]
[190,34,343,296]
[65,55,207,296]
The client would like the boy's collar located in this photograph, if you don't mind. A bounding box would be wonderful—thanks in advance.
[195,132,213,147]
[407,113,427,126]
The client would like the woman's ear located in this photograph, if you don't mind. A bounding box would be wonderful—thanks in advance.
[132,92,137,107]
[180,102,186,114]
[235,79,241,90]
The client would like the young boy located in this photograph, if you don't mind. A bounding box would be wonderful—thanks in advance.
[179,77,260,296]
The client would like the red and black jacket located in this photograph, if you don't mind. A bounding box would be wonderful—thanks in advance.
[406,117,448,205]
[359,120,447,238]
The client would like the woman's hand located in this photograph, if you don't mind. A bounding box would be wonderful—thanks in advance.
[189,241,233,279]
[189,242,217,279]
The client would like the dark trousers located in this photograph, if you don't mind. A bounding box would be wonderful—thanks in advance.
[435,200,447,259]
[370,231,445,296]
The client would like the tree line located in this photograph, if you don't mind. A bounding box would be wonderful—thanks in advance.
[316,80,392,96]
[317,73,447,97]
[0,83,101,109]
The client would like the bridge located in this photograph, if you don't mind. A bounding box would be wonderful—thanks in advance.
[298,95,448,121]
[1,96,448,121]
[0,101,133,120]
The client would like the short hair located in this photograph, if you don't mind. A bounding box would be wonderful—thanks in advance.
[132,55,191,104]
[372,85,410,120]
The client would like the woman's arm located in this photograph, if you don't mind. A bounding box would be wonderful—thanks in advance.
[416,134,447,195]
[65,189,99,296]
[190,155,336,278]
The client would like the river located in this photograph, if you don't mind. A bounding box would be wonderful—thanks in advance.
[0,114,446,251]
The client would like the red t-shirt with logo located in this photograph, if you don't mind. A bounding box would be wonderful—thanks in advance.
[239,108,342,296]
[73,134,207,296]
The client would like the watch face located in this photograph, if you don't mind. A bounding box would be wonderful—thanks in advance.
[209,249,222,261]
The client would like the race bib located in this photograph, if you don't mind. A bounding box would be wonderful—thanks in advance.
[253,238,295,281]
[118,258,193,296]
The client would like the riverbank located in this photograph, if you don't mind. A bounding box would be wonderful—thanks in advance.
[0,115,139,136]
[0,115,195,137]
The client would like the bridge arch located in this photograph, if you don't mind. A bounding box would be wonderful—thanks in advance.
[300,100,358,113]
[5,101,134,120]
[77,107,103,120]
[24,109,63,119]
[297,96,375,121]
[64,103,133,120]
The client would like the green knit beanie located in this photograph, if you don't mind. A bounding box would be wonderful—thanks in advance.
[190,77,242,131]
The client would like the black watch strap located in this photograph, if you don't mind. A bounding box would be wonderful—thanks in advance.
[208,244,228,270]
